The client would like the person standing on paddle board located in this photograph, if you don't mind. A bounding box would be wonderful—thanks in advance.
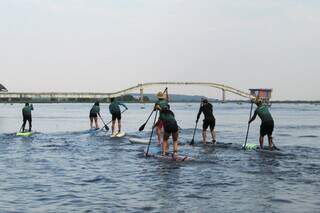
[22,103,33,132]
[160,106,179,156]
[89,101,101,129]
[196,99,216,144]
[248,99,274,150]
[154,91,169,146]
[109,98,128,135]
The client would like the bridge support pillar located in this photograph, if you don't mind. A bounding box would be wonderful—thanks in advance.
[139,87,144,103]
[222,89,226,102]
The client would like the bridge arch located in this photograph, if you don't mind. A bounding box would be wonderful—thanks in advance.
[0,82,254,102]
[109,82,253,101]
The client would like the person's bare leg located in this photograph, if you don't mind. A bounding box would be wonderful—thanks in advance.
[156,126,162,146]
[162,136,168,155]
[90,117,93,129]
[202,130,207,144]
[118,119,121,133]
[268,135,273,150]
[94,117,99,129]
[211,129,216,143]
[173,131,178,155]
[259,136,264,150]
[111,120,116,135]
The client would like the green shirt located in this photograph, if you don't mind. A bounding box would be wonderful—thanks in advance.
[22,105,33,116]
[109,101,127,114]
[255,104,273,122]
[90,105,100,114]
[155,100,169,120]
[159,110,176,123]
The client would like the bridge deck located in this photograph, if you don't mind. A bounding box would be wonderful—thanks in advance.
[0,82,255,101]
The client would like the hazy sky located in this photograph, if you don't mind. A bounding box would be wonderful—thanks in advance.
[1,0,319,100]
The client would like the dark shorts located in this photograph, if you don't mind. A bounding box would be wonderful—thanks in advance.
[163,121,178,134]
[112,112,121,121]
[23,115,32,123]
[203,118,215,131]
[89,113,97,118]
[260,120,274,137]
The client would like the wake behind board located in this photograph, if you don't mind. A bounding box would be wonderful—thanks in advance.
[144,147,194,162]
[16,132,33,137]
[111,132,126,138]
[129,137,149,144]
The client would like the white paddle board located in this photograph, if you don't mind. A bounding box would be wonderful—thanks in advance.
[111,131,126,138]
[129,137,149,144]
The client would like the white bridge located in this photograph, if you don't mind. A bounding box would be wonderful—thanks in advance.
[0,82,255,102]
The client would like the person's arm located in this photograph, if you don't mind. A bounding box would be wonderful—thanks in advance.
[119,102,128,110]
[248,110,257,123]
[154,101,161,111]
[30,104,34,110]
[196,107,202,122]
[97,106,101,117]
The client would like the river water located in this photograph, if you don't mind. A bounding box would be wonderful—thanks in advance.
[0,103,319,212]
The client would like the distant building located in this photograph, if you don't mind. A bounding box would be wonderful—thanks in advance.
[0,84,8,92]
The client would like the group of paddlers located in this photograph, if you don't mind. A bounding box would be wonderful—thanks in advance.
[19,89,275,156]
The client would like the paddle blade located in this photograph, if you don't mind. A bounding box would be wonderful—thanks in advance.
[139,123,146,131]
[104,125,109,131]
[189,140,194,145]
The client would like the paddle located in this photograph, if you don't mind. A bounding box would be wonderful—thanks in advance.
[99,115,109,131]
[145,110,158,157]
[138,87,168,132]
[189,121,198,145]
[189,100,202,145]
[138,110,154,132]
[18,124,23,133]
[100,109,128,132]
[243,101,254,150]
[272,140,280,151]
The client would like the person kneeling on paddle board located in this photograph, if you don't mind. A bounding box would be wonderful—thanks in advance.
[248,99,274,150]
[196,99,216,144]
[109,98,128,135]
[154,91,169,146]
[22,103,33,132]
[160,106,179,157]
[89,101,101,129]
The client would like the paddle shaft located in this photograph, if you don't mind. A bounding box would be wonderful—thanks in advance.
[19,124,23,133]
[145,110,158,157]
[244,102,254,148]
[191,121,198,142]
[139,110,154,131]
[190,101,203,145]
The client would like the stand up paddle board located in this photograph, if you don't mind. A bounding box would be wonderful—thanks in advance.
[243,143,281,153]
[189,141,233,148]
[111,132,126,138]
[129,137,149,144]
[144,147,194,161]
[16,132,33,137]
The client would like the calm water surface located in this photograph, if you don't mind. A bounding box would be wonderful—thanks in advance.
[0,103,319,212]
